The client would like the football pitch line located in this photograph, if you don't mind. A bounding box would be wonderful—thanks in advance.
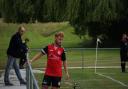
[95,72,128,88]
[34,66,128,70]
[34,66,128,88]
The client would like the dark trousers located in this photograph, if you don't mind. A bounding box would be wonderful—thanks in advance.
[120,51,127,72]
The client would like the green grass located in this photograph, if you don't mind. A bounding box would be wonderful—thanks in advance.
[35,68,128,89]
[1,47,126,89]
[0,22,82,49]
[0,48,120,69]
[29,48,120,68]
[32,48,128,89]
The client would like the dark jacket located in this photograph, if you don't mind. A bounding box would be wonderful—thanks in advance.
[120,39,128,61]
[7,32,26,58]
[120,40,128,53]
[20,42,28,59]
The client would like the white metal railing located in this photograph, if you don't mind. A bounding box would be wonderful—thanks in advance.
[26,53,39,89]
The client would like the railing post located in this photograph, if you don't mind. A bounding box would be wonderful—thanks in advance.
[30,74,33,89]
[26,61,30,89]
[26,52,40,89]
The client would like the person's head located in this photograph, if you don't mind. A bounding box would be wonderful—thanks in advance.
[18,26,26,36]
[54,32,64,46]
[122,33,127,39]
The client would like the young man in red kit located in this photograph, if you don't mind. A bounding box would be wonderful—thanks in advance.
[30,32,70,89]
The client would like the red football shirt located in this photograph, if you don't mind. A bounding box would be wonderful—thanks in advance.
[41,44,66,77]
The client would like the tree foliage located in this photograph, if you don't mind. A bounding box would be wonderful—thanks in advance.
[0,0,3,17]
[1,0,128,46]
[69,0,128,47]
[2,0,68,23]
[2,0,34,23]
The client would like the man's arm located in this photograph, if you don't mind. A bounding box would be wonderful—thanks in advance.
[30,52,43,63]
[62,49,70,79]
[63,60,70,79]
[30,46,48,63]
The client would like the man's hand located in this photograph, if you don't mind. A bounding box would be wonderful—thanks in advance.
[29,60,32,64]
[66,72,70,80]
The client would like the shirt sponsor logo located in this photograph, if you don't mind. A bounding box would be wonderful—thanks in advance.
[50,50,54,51]
[58,51,61,55]
[49,53,60,60]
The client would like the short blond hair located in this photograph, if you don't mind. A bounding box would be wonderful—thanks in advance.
[18,26,26,32]
[55,31,64,37]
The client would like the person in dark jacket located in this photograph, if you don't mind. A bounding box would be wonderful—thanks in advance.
[4,26,27,86]
[19,38,29,69]
[120,33,128,73]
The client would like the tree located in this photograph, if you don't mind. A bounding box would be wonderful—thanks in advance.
[2,0,68,22]
[2,0,34,23]
[69,0,128,47]
[14,0,34,23]
[42,0,67,22]
[0,0,3,17]
[2,0,15,22]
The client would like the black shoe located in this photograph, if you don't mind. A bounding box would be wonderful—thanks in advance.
[20,81,26,85]
[5,82,13,86]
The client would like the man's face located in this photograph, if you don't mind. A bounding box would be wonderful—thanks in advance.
[19,27,26,36]
[55,36,63,46]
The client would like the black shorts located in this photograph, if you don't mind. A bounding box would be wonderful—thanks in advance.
[42,75,61,87]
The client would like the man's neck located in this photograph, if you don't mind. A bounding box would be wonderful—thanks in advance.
[54,43,61,47]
